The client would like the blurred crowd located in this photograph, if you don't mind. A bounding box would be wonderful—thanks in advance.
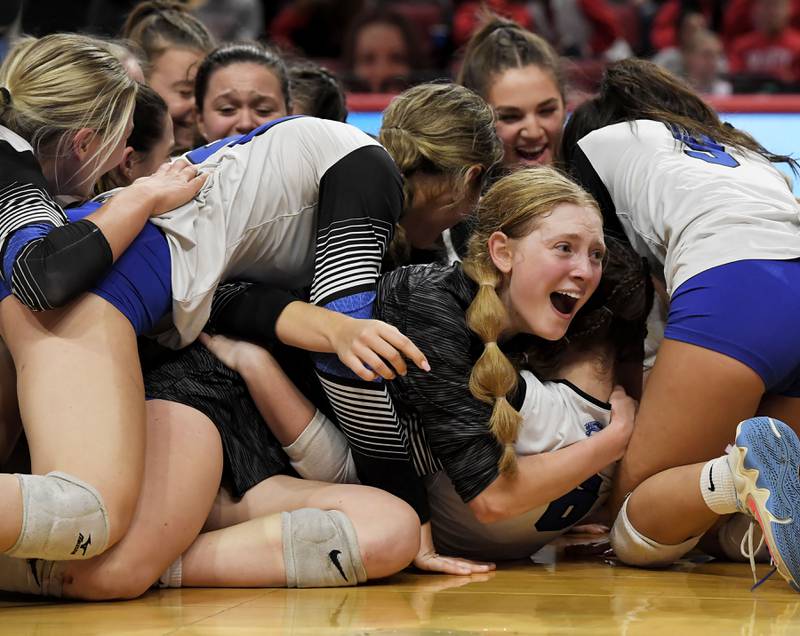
[2,0,799,101]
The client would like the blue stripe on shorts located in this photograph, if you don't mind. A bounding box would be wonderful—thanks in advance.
[664,259,800,396]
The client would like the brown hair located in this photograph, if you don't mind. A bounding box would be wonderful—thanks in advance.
[122,0,215,74]
[457,14,565,103]
[562,58,798,174]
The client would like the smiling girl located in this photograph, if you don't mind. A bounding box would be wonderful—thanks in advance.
[458,16,566,170]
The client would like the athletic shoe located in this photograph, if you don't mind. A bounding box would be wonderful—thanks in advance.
[728,416,800,592]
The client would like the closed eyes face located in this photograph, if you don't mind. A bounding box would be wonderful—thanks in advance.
[488,65,566,169]
[198,62,287,142]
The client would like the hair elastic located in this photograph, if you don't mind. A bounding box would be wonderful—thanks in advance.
[0,87,11,106]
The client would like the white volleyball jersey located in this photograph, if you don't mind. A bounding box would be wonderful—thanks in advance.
[150,116,382,347]
[575,119,800,295]
[427,371,615,560]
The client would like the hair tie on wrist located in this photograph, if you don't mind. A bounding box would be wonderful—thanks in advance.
[0,87,11,106]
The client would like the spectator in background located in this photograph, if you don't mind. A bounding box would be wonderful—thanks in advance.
[342,8,426,93]
[122,0,215,152]
[0,0,21,62]
[195,42,290,143]
[288,60,348,122]
[270,0,366,60]
[526,0,633,61]
[723,0,800,47]
[729,0,800,89]
[453,0,534,49]
[651,9,708,76]
[683,29,731,95]
[650,0,725,52]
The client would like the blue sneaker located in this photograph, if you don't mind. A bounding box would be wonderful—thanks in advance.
[728,416,800,592]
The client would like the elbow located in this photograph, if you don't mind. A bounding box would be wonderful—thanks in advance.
[10,274,75,310]
[468,492,508,524]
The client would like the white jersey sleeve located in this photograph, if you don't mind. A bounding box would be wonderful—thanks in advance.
[427,371,615,561]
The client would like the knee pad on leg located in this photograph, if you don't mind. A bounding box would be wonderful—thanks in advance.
[281,508,367,588]
[6,472,110,560]
[610,498,700,567]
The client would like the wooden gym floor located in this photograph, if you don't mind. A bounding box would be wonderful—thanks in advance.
[1,543,799,635]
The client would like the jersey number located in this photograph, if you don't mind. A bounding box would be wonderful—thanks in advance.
[534,474,603,532]
[669,126,740,168]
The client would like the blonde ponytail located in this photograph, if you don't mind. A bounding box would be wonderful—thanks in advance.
[463,258,521,474]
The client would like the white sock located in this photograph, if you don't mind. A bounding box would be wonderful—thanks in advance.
[700,455,738,515]
[158,556,182,588]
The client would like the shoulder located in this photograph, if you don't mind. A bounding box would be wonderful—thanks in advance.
[0,128,49,192]
[378,264,473,325]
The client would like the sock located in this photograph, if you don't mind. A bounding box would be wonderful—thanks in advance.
[700,455,739,515]
[158,555,182,588]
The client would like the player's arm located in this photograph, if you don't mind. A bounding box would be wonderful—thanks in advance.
[1,162,204,310]
[469,386,634,523]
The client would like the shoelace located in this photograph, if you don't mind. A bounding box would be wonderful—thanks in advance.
[740,520,778,591]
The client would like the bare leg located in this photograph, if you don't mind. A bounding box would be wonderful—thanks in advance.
[59,400,223,600]
[0,337,21,467]
[609,339,765,517]
[187,475,420,587]
[0,294,146,554]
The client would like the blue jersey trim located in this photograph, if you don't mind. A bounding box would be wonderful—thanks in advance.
[184,115,306,165]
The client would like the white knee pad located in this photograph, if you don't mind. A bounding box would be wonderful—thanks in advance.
[282,508,367,588]
[283,410,359,484]
[6,472,110,560]
[610,498,700,568]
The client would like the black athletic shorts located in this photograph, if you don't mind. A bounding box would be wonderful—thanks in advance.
[140,339,294,497]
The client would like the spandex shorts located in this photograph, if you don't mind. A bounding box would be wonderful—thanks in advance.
[664,258,800,397]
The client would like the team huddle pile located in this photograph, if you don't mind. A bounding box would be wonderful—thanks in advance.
[0,2,800,602]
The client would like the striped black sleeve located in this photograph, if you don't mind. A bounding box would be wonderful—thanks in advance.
[307,145,432,521]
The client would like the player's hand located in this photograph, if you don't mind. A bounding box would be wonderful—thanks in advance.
[413,523,495,575]
[607,384,637,459]
[331,317,430,381]
[198,332,272,375]
[131,159,208,216]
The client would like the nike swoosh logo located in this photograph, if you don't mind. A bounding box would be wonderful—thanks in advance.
[329,549,348,582]
[708,465,716,492]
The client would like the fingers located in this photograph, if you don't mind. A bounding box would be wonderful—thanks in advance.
[418,555,496,576]
[380,326,430,373]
